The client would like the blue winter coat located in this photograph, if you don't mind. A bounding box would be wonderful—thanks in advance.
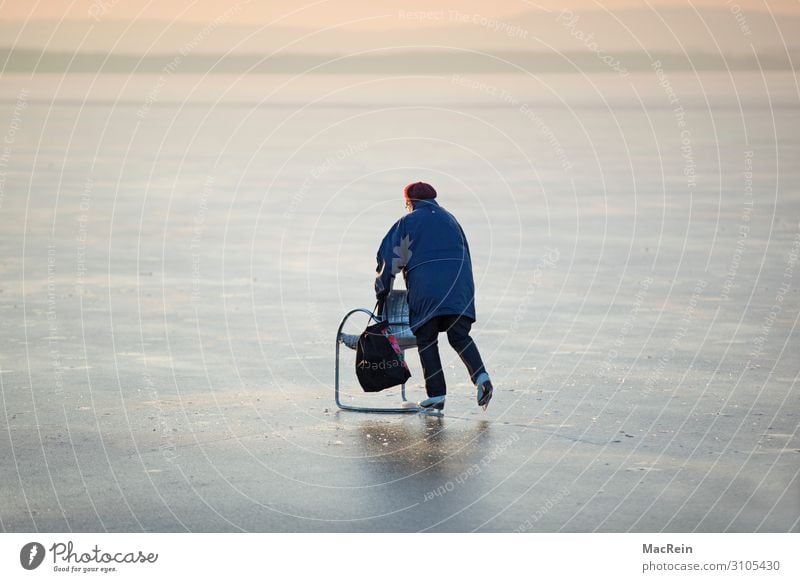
[375,199,476,333]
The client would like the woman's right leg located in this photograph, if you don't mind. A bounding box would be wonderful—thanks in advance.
[444,316,487,384]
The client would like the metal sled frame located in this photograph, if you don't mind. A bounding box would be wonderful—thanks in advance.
[334,308,418,414]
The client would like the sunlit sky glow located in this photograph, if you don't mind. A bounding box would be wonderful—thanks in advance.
[3,0,798,27]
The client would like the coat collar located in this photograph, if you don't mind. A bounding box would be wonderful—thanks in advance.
[410,198,440,211]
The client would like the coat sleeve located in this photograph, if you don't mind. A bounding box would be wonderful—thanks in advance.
[374,218,408,300]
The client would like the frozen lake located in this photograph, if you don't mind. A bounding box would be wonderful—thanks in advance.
[0,71,798,531]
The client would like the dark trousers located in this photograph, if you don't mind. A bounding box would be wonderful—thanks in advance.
[414,315,486,398]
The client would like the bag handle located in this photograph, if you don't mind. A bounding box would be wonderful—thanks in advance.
[372,299,387,324]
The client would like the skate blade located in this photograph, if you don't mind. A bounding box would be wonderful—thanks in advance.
[418,407,444,417]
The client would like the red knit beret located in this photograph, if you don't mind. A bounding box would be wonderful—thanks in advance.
[404,182,437,201]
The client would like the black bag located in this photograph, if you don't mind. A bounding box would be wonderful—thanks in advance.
[355,321,411,392]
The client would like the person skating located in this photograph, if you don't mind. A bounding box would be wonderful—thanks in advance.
[374,182,493,413]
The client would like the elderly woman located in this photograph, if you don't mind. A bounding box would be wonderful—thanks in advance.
[375,182,493,413]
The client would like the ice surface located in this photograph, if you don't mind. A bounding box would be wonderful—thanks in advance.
[0,72,797,532]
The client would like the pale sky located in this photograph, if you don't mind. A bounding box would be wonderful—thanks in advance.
[2,0,798,27]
